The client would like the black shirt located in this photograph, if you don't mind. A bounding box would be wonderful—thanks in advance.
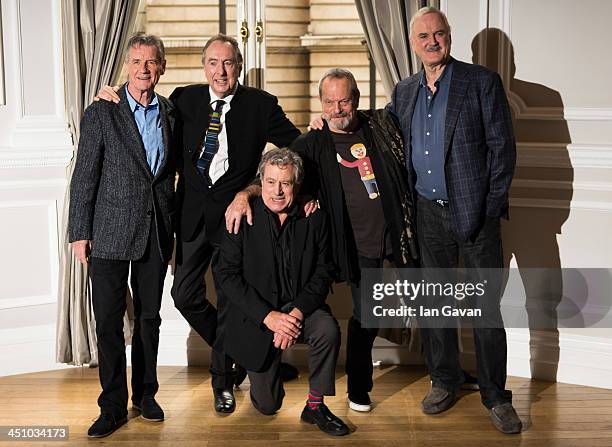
[264,201,300,306]
[332,129,388,259]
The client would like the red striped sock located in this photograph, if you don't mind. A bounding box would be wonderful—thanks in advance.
[308,389,323,410]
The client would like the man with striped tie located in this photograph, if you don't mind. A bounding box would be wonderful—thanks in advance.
[169,34,301,413]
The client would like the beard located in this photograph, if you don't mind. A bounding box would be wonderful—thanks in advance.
[326,112,353,131]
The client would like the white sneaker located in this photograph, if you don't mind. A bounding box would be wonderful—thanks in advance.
[348,393,372,412]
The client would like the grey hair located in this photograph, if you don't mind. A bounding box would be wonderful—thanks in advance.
[201,33,244,68]
[124,32,165,63]
[409,6,451,37]
[318,68,360,103]
[257,148,304,186]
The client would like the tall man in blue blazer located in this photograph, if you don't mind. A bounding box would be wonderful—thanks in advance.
[69,33,175,438]
[388,7,521,434]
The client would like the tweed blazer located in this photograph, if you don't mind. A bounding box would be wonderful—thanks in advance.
[389,58,516,242]
[69,85,176,261]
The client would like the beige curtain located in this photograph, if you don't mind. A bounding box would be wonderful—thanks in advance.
[354,0,439,349]
[355,0,439,98]
[56,0,140,366]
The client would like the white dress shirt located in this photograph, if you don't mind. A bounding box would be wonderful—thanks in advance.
[204,87,235,184]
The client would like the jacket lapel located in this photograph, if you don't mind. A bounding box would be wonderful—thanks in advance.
[192,88,213,163]
[118,86,153,179]
[224,84,244,166]
[444,60,470,159]
[154,97,173,180]
[290,211,308,292]
[402,76,420,162]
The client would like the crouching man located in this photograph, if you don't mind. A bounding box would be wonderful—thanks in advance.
[217,148,349,436]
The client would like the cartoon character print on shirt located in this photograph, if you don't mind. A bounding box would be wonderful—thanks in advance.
[337,143,380,199]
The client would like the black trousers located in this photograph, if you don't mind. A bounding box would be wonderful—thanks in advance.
[171,228,233,389]
[345,256,381,395]
[90,230,167,418]
[248,307,341,415]
[416,195,512,408]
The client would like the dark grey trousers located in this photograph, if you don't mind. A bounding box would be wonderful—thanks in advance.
[248,307,341,415]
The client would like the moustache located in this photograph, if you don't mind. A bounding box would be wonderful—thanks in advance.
[426,44,441,52]
[331,112,349,118]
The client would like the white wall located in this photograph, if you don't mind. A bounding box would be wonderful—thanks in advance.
[0,0,72,376]
[442,0,612,388]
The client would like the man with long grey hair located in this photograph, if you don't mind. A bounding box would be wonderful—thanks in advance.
[296,67,418,413]
[217,148,349,436]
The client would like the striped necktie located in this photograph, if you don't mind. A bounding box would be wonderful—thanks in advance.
[197,99,225,182]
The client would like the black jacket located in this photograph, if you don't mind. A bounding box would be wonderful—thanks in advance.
[290,109,417,283]
[217,198,334,372]
[170,84,300,243]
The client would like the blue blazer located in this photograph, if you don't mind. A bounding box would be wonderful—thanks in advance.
[389,58,516,242]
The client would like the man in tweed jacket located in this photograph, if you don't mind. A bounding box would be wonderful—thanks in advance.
[69,34,175,438]
[388,7,520,434]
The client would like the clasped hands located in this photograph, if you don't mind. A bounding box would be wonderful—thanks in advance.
[263,308,304,350]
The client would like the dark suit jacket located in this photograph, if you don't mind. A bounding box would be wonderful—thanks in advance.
[69,86,176,261]
[216,198,334,372]
[389,58,516,242]
[170,84,300,243]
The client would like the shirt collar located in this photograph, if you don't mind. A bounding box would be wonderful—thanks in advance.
[262,198,300,221]
[125,85,158,112]
[208,85,236,107]
[419,58,454,88]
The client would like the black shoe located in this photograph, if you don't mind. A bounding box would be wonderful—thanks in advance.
[348,392,372,412]
[279,362,299,382]
[233,364,247,388]
[421,387,457,414]
[213,388,236,413]
[87,413,127,438]
[134,396,164,422]
[300,403,350,436]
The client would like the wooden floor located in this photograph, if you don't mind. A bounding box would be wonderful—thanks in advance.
[1,366,612,446]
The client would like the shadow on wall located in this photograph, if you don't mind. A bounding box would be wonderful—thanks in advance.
[471,28,574,383]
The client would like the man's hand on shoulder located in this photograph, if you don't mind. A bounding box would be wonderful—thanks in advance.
[71,240,91,265]
[308,115,325,131]
[225,185,261,234]
[93,85,121,103]
[300,196,319,217]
